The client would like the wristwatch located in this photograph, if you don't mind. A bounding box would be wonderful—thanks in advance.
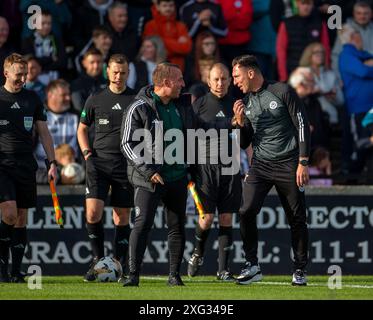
[83,149,92,157]
[299,159,309,166]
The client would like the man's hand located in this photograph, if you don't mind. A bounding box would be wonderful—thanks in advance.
[296,164,309,188]
[233,99,245,127]
[150,173,164,185]
[178,36,188,43]
[48,163,58,182]
[199,9,212,26]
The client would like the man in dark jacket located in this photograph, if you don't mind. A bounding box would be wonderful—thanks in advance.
[120,62,240,287]
[71,48,107,113]
[107,1,139,62]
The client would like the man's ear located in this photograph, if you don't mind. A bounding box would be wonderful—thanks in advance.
[164,78,171,88]
[248,69,255,80]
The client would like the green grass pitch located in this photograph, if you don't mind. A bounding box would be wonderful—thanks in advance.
[1,275,373,300]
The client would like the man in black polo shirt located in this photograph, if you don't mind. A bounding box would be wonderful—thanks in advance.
[232,55,311,286]
[187,63,241,281]
[0,53,57,283]
[77,54,135,282]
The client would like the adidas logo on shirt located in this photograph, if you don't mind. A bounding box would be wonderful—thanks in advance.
[216,111,225,117]
[112,103,122,110]
[10,102,21,109]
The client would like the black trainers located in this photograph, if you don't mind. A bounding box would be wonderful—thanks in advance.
[123,274,139,287]
[292,269,307,286]
[168,273,184,286]
[83,257,99,282]
[10,271,26,283]
[187,253,203,277]
[217,270,235,282]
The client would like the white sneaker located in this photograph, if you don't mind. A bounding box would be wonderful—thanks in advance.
[292,269,307,286]
[236,261,263,285]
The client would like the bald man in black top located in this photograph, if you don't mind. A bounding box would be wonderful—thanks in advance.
[188,63,241,281]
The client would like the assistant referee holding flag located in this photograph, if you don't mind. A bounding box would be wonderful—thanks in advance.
[232,55,311,286]
[0,53,57,283]
[77,54,135,282]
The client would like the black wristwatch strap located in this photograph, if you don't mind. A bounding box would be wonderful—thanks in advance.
[299,159,309,166]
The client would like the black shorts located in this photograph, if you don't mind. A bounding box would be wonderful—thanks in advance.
[195,164,242,214]
[85,154,134,208]
[0,154,38,208]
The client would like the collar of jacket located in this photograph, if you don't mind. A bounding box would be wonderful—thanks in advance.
[135,85,192,114]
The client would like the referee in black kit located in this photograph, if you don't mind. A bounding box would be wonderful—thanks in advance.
[0,53,57,283]
[232,55,311,286]
[77,54,135,282]
[187,63,241,281]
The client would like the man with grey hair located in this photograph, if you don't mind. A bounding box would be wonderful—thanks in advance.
[332,1,373,76]
[107,1,139,61]
[339,23,373,175]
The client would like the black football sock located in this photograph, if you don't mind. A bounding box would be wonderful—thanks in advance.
[194,223,210,257]
[218,226,233,273]
[86,221,105,259]
[114,224,131,270]
[0,220,14,275]
[11,227,27,276]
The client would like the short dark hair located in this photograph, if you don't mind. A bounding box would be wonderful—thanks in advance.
[46,79,69,95]
[41,9,52,17]
[232,55,261,72]
[24,54,41,65]
[157,0,174,4]
[354,0,372,10]
[92,26,112,39]
[108,54,128,67]
[83,47,102,60]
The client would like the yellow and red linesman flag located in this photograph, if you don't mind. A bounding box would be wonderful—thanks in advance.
[48,179,64,228]
[187,182,205,220]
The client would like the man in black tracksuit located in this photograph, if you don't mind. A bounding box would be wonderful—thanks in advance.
[232,55,311,286]
[120,62,238,287]
[77,54,135,282]
[187,63,241,281]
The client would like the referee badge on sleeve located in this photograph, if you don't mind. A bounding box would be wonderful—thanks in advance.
[24,116,33,131]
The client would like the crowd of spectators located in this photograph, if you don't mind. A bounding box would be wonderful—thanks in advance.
[0,0,373,186]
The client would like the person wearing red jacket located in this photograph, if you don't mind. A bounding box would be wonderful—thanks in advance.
[276,0,330,82]
[215,0,253,65]
[143,0,192,72]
